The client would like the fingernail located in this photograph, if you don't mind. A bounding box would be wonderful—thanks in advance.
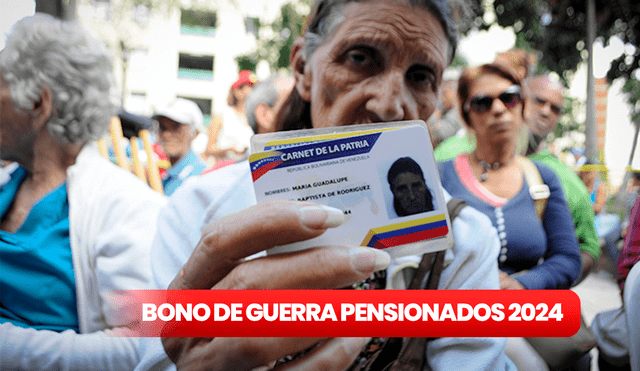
[349,247,390,273]
[299,205,345,229]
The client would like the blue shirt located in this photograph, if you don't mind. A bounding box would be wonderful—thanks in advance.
[162,150,208,196]
[438,157,581,290]
[0,166,78,332]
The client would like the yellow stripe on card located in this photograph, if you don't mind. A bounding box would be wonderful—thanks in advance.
[362,214,447,244]
[249,151,281,162]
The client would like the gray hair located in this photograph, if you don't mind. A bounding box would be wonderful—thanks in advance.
[244,75,285,132]
[302,0,462,64]
[0,13,115,144]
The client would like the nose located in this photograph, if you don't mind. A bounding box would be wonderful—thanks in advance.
[407,187,417,200]
[490,98,508,115]
[540,102,553,116]
[365,71,410,122]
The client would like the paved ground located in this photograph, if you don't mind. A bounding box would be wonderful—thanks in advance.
[572,266,623,370]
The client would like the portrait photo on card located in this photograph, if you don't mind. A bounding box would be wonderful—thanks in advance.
[379,156,439,220]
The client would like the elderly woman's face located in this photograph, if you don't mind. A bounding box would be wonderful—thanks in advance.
[297,1,448,127]
[466,74,523,142]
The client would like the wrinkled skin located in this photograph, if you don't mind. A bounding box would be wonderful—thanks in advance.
[164,1,451,370]
[293,1,448,128]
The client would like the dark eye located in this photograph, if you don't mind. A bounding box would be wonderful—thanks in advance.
[347,50,369,66]
[344,46,379,71]
[407,66,435,88]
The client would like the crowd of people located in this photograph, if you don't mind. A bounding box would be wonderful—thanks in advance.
[0,0,638,370]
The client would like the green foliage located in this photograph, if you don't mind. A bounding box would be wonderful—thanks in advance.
[236,55,258,73]
[470,0,639,154]
[235,1,311,72]
[476,0,639,88]
[552,95,584,139]
[493,0,548,46]
[272,2,307,70]
[180,9,217,28]
[622,77,640,126]
[457,0,488,34]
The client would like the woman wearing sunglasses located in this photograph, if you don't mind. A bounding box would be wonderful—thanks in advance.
[438,63,581,370]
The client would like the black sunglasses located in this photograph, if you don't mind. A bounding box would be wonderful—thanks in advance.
[465,85,522,113]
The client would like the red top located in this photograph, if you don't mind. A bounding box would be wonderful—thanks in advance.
[617,194,640,293]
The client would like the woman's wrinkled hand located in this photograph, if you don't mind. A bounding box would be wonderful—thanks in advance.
[162,200,389,371]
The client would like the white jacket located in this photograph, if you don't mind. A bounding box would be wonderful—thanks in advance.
[136,162,514,371]
[0,145,166,371]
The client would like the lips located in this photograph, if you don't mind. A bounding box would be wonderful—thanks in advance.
[489,121,511,132]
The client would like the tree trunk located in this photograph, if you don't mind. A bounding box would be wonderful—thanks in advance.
[585,0,598,163]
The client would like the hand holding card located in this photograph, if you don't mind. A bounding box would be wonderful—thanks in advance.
[249,121,454,258]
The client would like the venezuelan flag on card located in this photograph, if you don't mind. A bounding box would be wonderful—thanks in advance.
[249,121,454,258]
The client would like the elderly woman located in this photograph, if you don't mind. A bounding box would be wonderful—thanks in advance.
[136,1,514,370]
[437,63,581,370]
[0,14,165,370]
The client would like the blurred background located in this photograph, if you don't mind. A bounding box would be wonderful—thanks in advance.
[1,0,639,189]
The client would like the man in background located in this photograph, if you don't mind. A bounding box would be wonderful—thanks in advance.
[153,98,208,196]
[245,74,295,134]
[428,68,462,149]
[524,75,601,283]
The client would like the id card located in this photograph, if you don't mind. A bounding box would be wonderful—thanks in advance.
[249,121,453,258]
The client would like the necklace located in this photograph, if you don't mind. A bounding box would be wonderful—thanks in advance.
[473,152,506,182]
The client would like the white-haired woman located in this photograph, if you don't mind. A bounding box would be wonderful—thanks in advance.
[0,14,165,370]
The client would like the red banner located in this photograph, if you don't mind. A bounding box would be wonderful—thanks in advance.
[118,290,581,338]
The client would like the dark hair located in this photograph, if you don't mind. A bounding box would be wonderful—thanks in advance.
[457,62,524,127]
[494,49,537,82]
[275,0,462,132]
[387,157,434,216]
[275,85,313,132]
[388,157,424,185]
